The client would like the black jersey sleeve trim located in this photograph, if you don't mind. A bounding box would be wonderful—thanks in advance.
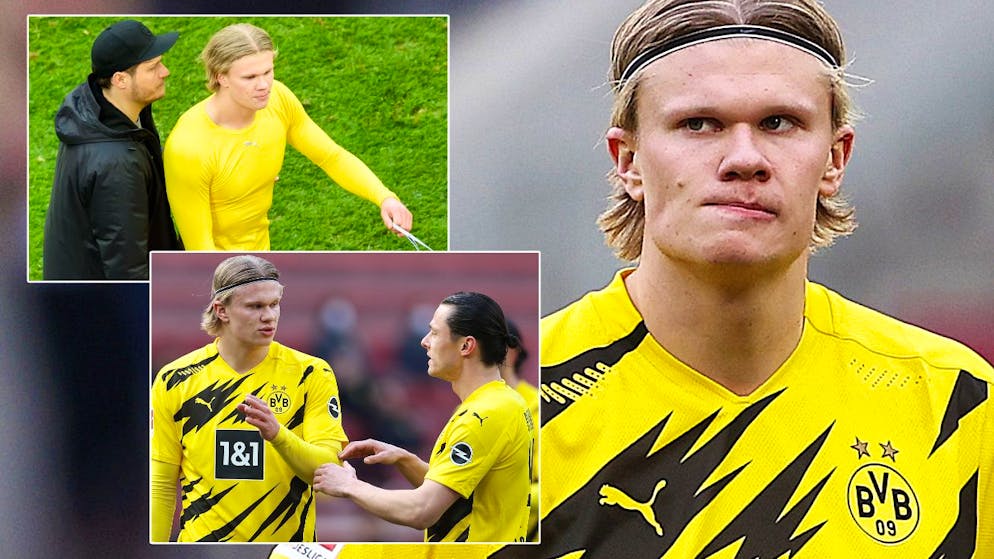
[427,492,473,542]
[540,322,648,425]
[930,369,988,457]
[928,470,978,558]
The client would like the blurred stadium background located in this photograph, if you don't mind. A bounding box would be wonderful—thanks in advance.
[2,0,992,557]
[150,251,538,542]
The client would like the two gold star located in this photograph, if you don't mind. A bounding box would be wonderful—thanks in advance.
[850,437,899,461]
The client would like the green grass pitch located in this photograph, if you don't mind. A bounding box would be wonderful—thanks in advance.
[27,16,448,279]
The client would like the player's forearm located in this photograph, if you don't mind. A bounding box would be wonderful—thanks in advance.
[270,426,343,480]
[393,451,430,488]
[150,459,180,542]
[321,147,397,206]
[341,481,439,530]
[169,207,216,250]
[291,117,397,206]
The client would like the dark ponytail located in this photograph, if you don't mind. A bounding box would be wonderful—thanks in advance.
[441,291,515,367]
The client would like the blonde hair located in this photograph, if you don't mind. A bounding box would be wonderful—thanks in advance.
[201,23,276,92]
[600,0,859,262]
[201,255,282,337]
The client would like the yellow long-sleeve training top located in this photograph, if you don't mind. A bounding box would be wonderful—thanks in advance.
[164,80,397,250]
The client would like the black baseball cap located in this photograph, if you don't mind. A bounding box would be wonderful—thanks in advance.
[91,20,178,78]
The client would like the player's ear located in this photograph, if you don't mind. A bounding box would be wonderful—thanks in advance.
[821,125,854,197]
[460,336,476,357]
[214,301,229,322]
[607,127,643,202]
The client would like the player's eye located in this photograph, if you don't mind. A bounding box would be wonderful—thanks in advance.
[683,117,719,133]
[759,115,795,132]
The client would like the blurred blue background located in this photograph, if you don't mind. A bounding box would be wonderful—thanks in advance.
[2,0,992,557]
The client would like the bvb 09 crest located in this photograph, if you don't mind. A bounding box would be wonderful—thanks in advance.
[268,385,292,414]
[846,456,920,543]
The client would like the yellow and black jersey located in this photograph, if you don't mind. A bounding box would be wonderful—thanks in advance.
[494,268,994,558]
[515,380,540,541]
[514,381,539,426]
[423,380,534,542]
[151,340,348,542]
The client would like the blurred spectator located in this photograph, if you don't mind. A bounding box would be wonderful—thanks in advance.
[397,302,436,378]
[313,297,419,486]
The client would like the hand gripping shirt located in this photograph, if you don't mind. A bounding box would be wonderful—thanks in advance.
[423,380,534,542]
[492,268,994,559]
[151,340,348,542]
[163,80,397,250]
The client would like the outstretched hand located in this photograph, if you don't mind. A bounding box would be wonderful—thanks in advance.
[380,197,413,237]
[340,438,407,465]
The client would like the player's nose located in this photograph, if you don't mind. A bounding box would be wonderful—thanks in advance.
[718,124,771,182]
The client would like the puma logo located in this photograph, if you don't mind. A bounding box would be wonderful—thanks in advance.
[471,412,487,426]
[195,397,214,412]
[598,480,667,537]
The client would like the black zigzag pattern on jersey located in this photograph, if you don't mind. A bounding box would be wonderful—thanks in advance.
[196,484,281,542]
[493,390,783,559]
[175,375,254,437]
[298,365,315,386]
[247,476,311,542]
[930,369,988,457]
[290,486,315,542]
[929,470,978,558]
[161,353,221,390]
[220,382,267,426]
[285,392,307,431]
[180,482,237,531]
[541,321,648,424]
[427,492,474,542]
[182,476,202,495]
[697,424,834,558]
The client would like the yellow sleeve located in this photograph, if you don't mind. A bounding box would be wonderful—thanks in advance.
[270,358,349,480]
[150,368,182,466]
[278,82,398,206]
[270,425,342,481]
[164,109,218,250]
[424,408,509,499]
[150,459,180,542]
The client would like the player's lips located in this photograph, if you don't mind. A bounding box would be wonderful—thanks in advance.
[259,326,276,336]
[702,196,778,219]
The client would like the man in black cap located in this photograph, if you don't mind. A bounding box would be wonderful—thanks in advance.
[43,19,182,280]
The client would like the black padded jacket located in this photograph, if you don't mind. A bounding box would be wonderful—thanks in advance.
[43,75,181,280]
